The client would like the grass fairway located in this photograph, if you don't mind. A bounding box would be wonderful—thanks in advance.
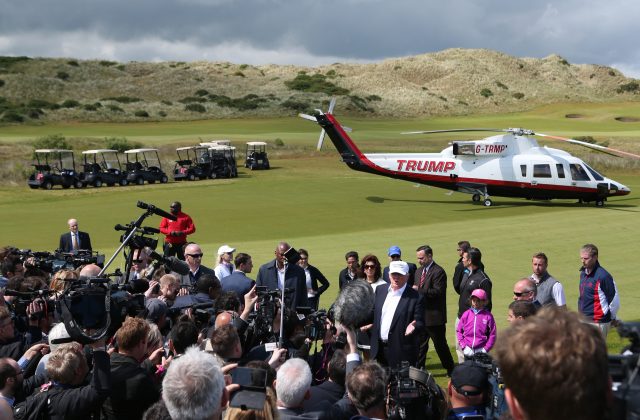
[1,102,639,383]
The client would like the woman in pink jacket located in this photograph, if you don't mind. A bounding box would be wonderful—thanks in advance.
[456,288,497,357]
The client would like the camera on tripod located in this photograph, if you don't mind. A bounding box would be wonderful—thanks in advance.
[609,321,640,419]
[386,362,445,420]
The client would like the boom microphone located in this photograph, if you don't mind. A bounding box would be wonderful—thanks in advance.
[333,280,375,328]
[149,251,190,276]
[137,201,177,221]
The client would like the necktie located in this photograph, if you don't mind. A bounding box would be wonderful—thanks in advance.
[419,267,427,288]
[72,234,78,250]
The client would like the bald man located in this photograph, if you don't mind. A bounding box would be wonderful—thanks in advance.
[256,242,308,309]
[59,218,92,253]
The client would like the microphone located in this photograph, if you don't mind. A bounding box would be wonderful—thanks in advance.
[149,251,190,275]
[137,201,177,221]
[114,224,129,231]
[141,226,160,235]
[333,280,375,328]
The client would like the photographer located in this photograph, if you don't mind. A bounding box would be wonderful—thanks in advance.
[145,274,181,306]
[447,361,489,419]
[0,305,43,361]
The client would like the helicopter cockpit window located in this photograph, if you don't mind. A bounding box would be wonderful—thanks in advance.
[533,164,552,178]
[570,164,590,181]
[584,164,604,181]
[520,165,527,177]
[556,164,565,178]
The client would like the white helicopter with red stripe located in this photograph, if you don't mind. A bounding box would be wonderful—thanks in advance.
[300,100,637,207]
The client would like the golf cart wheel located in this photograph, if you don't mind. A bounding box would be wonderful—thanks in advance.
[43,181,53,190]
[264,162,270,170]
[187,173,196,181]
[119,178,128,186]
[483,199,493,207]
[250,164,257,170]
[74,180,84,189]
[136,177,145,185]
[160,175,168,184]
[472,194,481,202]
[94,179,102,188]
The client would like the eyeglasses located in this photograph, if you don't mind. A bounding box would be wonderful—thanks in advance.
[186,253,203,258]
[299,257,308,261]
[513,291,532,297]
[364,265,376,270]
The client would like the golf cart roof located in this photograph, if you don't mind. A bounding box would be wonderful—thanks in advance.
[209,145,236,150]
[176,146,208,151]
[82,149,119,154]
[34,149,74,153]
[246,141,267,146]
[125,148,159,153]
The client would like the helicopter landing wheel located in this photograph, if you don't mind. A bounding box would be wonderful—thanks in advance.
[483,199,493,207]
[472,193,481,202]
[595,199,605,207]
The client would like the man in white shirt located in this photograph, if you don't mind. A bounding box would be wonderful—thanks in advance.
[369,261,424,368]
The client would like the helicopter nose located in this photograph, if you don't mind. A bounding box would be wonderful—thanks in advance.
[611,182,630,196]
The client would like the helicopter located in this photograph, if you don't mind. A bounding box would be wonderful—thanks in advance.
[299,100,638,207]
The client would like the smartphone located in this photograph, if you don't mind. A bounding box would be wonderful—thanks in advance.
[231,367,267,389]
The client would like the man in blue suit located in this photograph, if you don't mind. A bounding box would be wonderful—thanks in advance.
[221,252,255,301]
[256,242,308,310]
[58,218,92,252]
[370,261,424,368]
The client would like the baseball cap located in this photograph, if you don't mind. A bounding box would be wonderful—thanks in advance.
[389,260,409,275]
[471,289,488,300]
[217,245,236,255]
[388,246,402,257]
[145,298,168,323]
[451,361,488,396]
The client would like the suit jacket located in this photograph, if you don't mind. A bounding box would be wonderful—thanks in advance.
[221,271,255,300]
[306,265,330,295]
[256,259,308,309]
[59,231,92,252]
[338,268,358,290]
[414,261,448,326]
[174,264,216,288]
[303,380,345,411]
[370,283,424,368]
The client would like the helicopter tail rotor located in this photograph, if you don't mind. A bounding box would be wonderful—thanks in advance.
[299,98,351,151]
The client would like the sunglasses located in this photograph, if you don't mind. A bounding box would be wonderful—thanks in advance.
[364,264,376,269]
[513,291,531,297]
[187,253,203,258]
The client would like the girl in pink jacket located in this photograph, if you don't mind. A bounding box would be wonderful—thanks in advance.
[457,288,497,357]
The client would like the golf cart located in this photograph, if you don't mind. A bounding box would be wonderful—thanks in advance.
[27,149,84,190]
[124,148,168,185]
[80,149,128,187]
[209,145,238,178]
[174,146,213,181]
[200,139,231,147]
[244,141,270,170]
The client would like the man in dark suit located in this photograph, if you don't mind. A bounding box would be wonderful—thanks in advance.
[256,242,308,309]
[221,252,255,301]
[414,245,455,376]
[370,261,424,368]
[58,218,92,252]
[303,350,346,411]
[338,251,359,291]
[174,243,216,290]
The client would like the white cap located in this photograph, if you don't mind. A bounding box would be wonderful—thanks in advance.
[389,261,409,275]
[217,245,236,255]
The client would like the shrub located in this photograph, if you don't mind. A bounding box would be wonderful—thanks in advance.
[104,137,144,152]
[56,71,70,81]
[99,60,117,67]
[161,100,173,106]
[134,110,149,117]
[179,96,206,104]
[239,64,248,70]
[274,138,285,147]
[33,134,70,149]
[558,58,570,66]
[1,111,24,123]
[366,95,382,101]
[326,69,337,78]
[24,108,44,118]
[101,96,141,103]
[185,103,206,113]
[281,99,310,111]
[495,81,508,90]
[195,89,209,97]
[106,104,124,113]
[480,88,493,98]
[27,99,58,109]
[158,111,167,117]
[616,82,639,94]
[348,95,372,112]
[116,64,126,71]
[67,60,79,67]
[0,56,30,69]
[83,103,98,111]
[233,71,245,77]
[0,80,4,88]
[512,92,525,99]
[61,99,80,108]
[284,73,349,95]
[608,70,616,76]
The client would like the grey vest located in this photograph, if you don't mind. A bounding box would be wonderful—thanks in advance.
[531,272,559,306]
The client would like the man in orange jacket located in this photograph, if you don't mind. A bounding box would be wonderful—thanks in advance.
[159,201,195,260]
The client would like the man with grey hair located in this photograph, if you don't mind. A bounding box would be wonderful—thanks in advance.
[274,357,313,419]
[162,346,227,420]
[512,278,538,303]
[59,218,92,252]
[579,243,620,337]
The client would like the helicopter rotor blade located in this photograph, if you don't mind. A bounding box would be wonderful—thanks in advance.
[535,133,640,159]
[402,128,507,135]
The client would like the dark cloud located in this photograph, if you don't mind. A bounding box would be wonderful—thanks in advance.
[0,0,638,76]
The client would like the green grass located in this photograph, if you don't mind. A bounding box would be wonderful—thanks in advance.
[1,102,639,385]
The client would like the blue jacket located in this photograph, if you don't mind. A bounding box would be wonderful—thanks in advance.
[578,262,618,323]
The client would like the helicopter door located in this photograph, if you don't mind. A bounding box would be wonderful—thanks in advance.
[569,163,592,189]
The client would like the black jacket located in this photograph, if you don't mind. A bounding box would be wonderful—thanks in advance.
[256,260,308,309]
[305,265,330,295]
[101,352,160,420]
[338,268,358,291]
[457,268,492,318]
[58,231,92,252]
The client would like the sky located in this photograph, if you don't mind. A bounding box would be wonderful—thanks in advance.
[1,0,639,78]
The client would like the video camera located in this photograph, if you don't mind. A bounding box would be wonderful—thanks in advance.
[386,362,445,420]
[610,321,640,419]
[15,249,105,274]
[4,288,57,321]
[464,353,507,419]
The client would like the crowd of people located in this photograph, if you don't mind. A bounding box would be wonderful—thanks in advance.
[0,202,626,420]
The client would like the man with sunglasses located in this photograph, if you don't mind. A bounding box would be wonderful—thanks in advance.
[159,201,196,260]
[175,243,216,291]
